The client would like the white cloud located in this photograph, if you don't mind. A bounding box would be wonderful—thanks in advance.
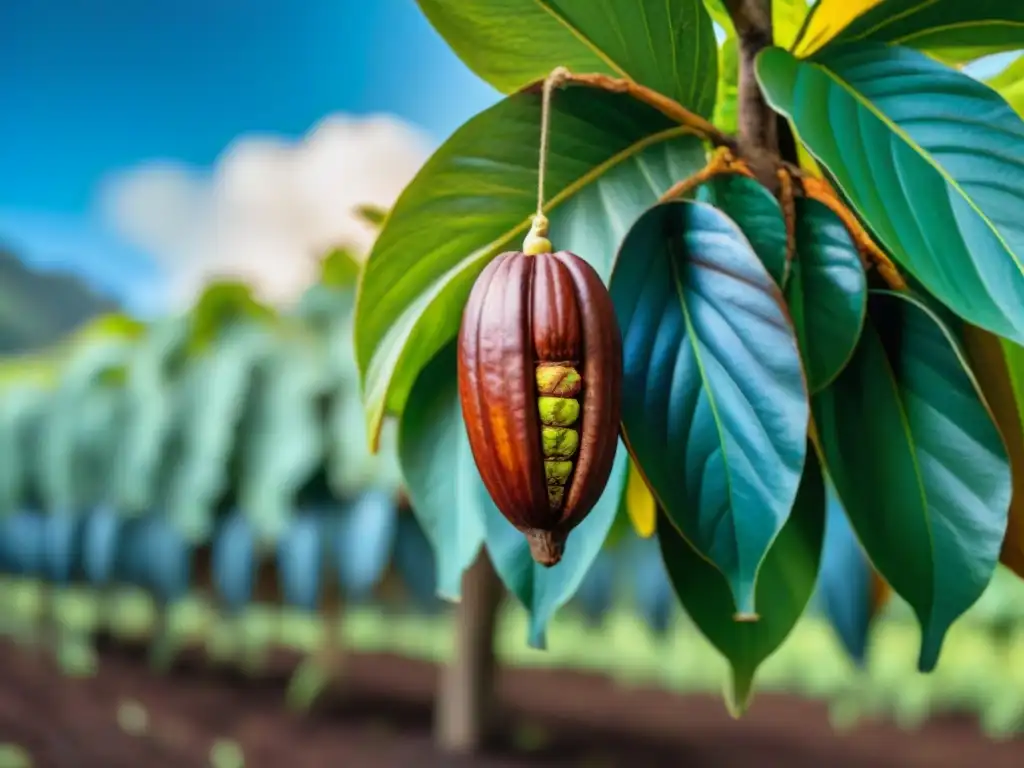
[96,114,431,310]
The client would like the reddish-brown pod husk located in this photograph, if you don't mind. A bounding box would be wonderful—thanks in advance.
[457,247,623,566]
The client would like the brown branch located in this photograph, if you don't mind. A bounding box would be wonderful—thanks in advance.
[527,70,737,150]
[659,146,755,203]
[800,177,907,291]
[723,0,779,188]
[777,167,797,284]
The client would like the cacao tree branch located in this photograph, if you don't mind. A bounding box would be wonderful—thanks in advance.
[659,146,755,203]
[723,0,779,186]
[527,71,738,151]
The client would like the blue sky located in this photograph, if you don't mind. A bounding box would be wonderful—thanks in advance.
[0,0,500,310]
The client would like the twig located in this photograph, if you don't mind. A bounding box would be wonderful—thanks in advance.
[658,146,754,203]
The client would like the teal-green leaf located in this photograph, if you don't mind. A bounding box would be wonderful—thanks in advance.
[165,324,271,542]
[806,1,1024,62]
[485,439,629,649]
[658,444,825,713]
[416,0,717,115]
[756,44,1024,344]
[695,173,788,285]
[609,200,809,616]
[398,343,486,601]
[239,332,325,541]
[355,87,706,445]
[787,198,867,392]
[813,290,1011,671]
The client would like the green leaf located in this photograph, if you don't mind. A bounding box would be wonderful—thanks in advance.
[713,35,739,135]
[695,173,788,285]
[398,343,486,601]
[702,0,731,31]
[797,0,1024,61]
[773,0,810,50]
[485,440,629,648]
[114,316,191,514]
[987,54,1024,116]
[787,198,867,392]
[609,200,809,615]
[757,44,1024,344]
[658,444,825,712]
[416,0,718,114]
[814,290,1011,671]
[239,331,326,541]
[165,324,271,542]
[355,87,707,445]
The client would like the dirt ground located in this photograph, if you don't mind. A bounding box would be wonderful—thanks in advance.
[0,637,1021,768]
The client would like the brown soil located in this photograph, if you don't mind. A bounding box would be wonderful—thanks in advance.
[0,637,1021,768]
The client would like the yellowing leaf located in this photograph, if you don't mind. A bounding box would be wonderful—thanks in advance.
[961,324,1024,579]
[625,459,656,538]
[987,55,1024,117]
[792,0,883,56]
[773,0,810,50]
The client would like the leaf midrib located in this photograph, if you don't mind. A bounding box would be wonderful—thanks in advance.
[533,0,630,79]
[809,57,1024,281]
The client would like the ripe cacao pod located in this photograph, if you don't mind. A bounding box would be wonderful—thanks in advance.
[458,246,623,566]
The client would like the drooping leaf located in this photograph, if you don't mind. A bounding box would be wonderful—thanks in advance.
[814,486,875,666]
[277,514,324,612]
[624,459,656,539]
[211,514,257,614]
[140,516,192,603]
[41,513,81,585]
[659,445,826,713]
[814,290,1011,671]
[794,0,1024,61]
[0,511,45,576]
[787,198,867,392]
[574,550,617,626]
[331,491,399,601]
[398,343,486,601]
[695,173,788,285]
[355,87,707,446]
[391,512,446,613]
[114,316,191,514]
[960,324,1024,580]
[81,506,120,586]
[239,330,325,541]
[627,534,675,635]
[610,200,808,615]
[758,44,1024,344]
[165,324,270,542]
[485,440,629,649]
[416,0,718,114]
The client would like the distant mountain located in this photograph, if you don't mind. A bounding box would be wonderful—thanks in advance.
[0,246,121,355]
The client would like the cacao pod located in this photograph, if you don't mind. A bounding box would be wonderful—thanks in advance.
[458,247,623,566]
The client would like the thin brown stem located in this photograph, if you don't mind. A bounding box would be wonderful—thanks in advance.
[528,71,736,151]
[659,146,755,203]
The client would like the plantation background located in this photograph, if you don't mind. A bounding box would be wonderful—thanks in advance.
[4,1,1024,766]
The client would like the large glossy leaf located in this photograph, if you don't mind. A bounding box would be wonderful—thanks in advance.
[398,343,486,601]
[960,324,1024,580]
[610,200,808,615]
[416,0,717,114]
[758,44,1024,345]
[795,0,1024,61]
[814,290,1011,671]
[787,198,867,392]
[354,87,707,446]
[486,440,629,649]
[659,446,825,712]
[695,173,788,285]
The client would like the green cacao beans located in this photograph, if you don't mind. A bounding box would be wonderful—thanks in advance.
[457,247,623,566]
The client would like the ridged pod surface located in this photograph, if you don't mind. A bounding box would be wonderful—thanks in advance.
[458,249,623,566]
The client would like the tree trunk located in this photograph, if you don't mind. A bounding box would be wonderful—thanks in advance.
[434,549,504,754]
[724,0,780,184]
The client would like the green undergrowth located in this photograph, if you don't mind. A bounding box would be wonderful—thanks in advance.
[1,577,1023,739]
